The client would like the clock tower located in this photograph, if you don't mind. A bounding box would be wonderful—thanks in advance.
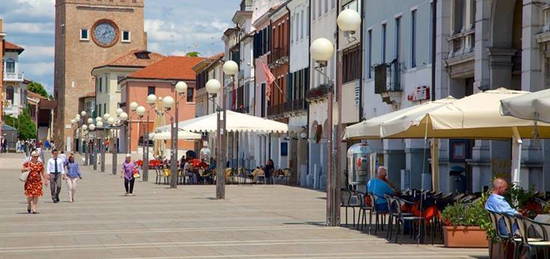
[54,0,147,149]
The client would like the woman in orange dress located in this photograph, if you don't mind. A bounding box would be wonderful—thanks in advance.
[22,151,48,214]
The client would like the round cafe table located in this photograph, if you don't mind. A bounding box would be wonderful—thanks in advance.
[534,214,550,238]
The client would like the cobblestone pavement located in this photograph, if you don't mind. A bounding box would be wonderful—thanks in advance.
[0,152,488,259]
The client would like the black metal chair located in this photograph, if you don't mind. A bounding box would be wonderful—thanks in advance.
[392,198,425,244]
[341,188,360,226]
[355,192,373,232]
[514,214,550,259]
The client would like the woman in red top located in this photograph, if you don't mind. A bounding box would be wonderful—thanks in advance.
[22,151,48,214]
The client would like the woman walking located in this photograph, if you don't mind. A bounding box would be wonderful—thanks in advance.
[22,151,48,214]
[121,155,137,196]
[65,154,82,202]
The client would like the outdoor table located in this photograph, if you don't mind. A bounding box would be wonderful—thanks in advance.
[533,214,550,238]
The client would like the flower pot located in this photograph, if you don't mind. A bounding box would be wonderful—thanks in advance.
[443,226,489,248]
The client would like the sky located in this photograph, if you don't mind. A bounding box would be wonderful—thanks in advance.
[0,0,240,94]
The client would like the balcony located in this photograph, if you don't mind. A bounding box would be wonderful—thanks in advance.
[269,47,289,67]
[267,103,285,117]
[445,29,475,78]
[306,84,332,103]
[4,72,24,82]
[283,98,308,113]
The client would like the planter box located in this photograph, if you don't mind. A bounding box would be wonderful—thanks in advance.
[443,226,489,248]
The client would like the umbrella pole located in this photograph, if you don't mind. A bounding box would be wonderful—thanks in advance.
[511,127,522,188]
[430,139,439,192]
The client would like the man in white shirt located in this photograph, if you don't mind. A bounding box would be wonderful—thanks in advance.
[47,149,66,203]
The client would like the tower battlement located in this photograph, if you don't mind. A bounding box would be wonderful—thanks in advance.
[56,0,144,8]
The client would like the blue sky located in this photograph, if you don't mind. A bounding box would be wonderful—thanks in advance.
[0,0,240,94]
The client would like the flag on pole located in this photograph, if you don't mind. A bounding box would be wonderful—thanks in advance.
[260,61,275,100]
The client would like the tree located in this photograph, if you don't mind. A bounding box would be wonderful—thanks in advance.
[4,108,36,140]
[27,81,49,98]
[185,51,200,57]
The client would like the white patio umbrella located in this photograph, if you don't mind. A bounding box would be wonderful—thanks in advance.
[345,88,550,190]
[500,88,550,123]
[155,110,288,134]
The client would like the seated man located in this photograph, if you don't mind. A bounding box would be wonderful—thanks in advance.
[485,178,519,235]
[367,166,396,213]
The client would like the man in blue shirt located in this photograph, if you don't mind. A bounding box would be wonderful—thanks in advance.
[485,178,518,235]
[367,166,396,213]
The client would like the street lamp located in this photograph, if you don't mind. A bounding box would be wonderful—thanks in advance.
[310,8,361,227]
[166,81,187,189]
[111,112,128,175]
[206,77,226,199]
[81,111,87,117]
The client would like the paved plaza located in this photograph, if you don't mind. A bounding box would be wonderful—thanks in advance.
[0,153,488,259]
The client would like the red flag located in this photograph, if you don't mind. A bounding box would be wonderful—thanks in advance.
[261,62,275,100]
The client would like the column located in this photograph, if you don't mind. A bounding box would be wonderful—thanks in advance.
[383,139,405,189]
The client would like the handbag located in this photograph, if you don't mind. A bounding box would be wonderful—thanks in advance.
[133,168,141,179]
[19,170,30,182]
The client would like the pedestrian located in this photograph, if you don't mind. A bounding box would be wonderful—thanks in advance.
[59,151,67,166]
[65,154,82,202]
[121,154,137,196]
[47,149,66,203]
[21,151,48,214]
[44,140,51,150]
[265,159,274,184]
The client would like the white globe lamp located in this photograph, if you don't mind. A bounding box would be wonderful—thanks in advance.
[205,79,221,95]
[175,81,188,94]
[130,102,138,111]
[136,106,146,117]
[162,96,175,109]
[310,38,335,62]
[337,9,362,32]
[146,94,157,105]
[223,60,239,76]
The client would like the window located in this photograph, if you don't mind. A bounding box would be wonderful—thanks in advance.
[301,10,305,39]
[318,0,322,17]
[122,31,131,42]
[411,10,417,68]
[312,0,316,20]
[381,23,387,63]
[187,87,194,102]
[5,58,15,73]
[99,77,103,92]
[429,2,434,62]
[343,45,361,83]
[368,29,373,78]
[98,104,102,116]
[80,29,89,40]
[6,86,14,101]
[395,16,401,60]
[117,76,124,91]
[147,86,155,96]
[103,104,107,115]
[324,0,328,13]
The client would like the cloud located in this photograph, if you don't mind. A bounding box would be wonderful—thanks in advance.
[0,0,241,94]
[4,22,54,35]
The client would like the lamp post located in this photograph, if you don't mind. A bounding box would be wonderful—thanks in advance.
[205,78,224,199]
[112,110,128,175]
[167,81,188,188]
[89,122,97,171]
[129,101,139,153]
[310,9,361,226]
[135,105,146,180]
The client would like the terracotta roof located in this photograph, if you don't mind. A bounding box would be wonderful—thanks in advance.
[27,91,47,100]
[192,52,224,72]
[127,56,205,81]
[94,49,165,70]
[4,41,24,53]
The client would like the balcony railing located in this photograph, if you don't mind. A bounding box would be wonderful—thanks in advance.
[4,72,24,81]
[283,98,308,113]
[267,103,285,117]
[448,29,475,59]
[269,47,289,66]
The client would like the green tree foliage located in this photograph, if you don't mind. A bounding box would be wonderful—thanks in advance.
[185,51,200,57]
[4,108,36,140]
[27,81,49,98]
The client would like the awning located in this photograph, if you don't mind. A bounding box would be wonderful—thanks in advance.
[149,131,202,140]
[156,110,288,134]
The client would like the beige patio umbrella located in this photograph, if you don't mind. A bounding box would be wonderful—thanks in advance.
[344,88,550,190]
[501,88,550,123]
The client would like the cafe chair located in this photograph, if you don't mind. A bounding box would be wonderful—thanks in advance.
[341,188,360,226]
[356,192,373,232]
[514,214,550,259]
[392,198,425,244]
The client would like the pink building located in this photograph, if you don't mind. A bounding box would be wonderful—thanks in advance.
[120,56,204,153]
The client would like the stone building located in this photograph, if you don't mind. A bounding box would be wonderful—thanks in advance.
[54,0,147,151]
[3,41,26,118]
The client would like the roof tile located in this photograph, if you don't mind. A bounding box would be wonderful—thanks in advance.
[127,56,205,81]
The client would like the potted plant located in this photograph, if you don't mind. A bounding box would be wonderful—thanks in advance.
[441,197,491,248]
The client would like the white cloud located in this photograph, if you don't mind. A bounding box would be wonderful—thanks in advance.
[11,0,55,19]
[4,22,54,34]
[22,62,54,77]
[20,45,55,59]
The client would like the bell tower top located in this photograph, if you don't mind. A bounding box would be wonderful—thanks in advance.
[56,0,144,8]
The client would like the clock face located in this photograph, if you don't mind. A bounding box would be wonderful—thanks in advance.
[92,20,119,47]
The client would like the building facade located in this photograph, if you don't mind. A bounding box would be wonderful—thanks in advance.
[120,56,203,153]
[54,0,147,151]
[3,41,26,118]
[92,50,164,118]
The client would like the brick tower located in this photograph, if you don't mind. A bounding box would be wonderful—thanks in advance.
[54,0,147,150]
